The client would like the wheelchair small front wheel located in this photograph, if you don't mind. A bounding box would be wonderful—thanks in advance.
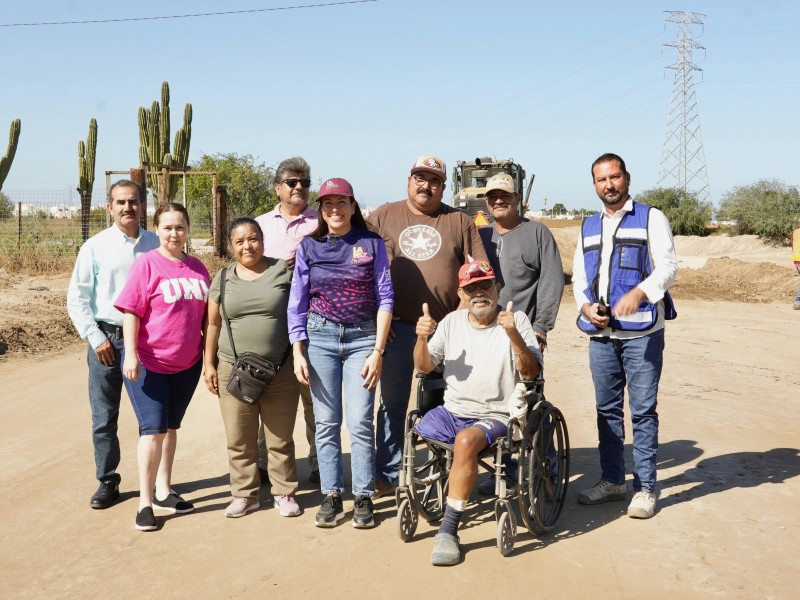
[396,497,418,542]
[496,510,516,556]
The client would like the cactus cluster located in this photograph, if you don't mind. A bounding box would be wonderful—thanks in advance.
[138,81,192,203]
[0,118,21,192]
[78,118,97,195]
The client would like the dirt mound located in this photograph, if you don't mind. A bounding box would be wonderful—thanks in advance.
[675,234,787,266]
[0,272,80,358]
[672,257,796,303]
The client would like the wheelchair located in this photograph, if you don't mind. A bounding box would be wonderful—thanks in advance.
[395,371,570,556]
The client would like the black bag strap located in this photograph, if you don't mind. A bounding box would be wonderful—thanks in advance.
[219,265,239,360]
[218,265,291,368]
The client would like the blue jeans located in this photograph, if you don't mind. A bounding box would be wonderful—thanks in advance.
[87,335,125,484]
[375,321,417,485]
[122,355,202,435]
[306,312,376,496]
[588,329,664,492]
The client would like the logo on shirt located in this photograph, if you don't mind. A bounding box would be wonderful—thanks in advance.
[352,246,373,264]
[398,225,441,261]
[159,278,209,304]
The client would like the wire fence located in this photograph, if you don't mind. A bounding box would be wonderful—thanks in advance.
[0,189,214,251]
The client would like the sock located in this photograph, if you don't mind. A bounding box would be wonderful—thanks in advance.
[439,504,463,537]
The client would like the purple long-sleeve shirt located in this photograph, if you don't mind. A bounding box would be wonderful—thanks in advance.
[288,228,394,344]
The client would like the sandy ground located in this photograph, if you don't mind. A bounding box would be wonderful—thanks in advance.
[1,229,799,598]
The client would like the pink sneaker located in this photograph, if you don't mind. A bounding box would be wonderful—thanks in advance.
[274,495,301,517]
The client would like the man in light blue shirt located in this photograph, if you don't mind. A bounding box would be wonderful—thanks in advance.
[67,180,159,509]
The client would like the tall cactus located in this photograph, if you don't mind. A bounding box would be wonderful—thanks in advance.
[138,81,192,204]
[0,118,21,192]
[77,118,98,241]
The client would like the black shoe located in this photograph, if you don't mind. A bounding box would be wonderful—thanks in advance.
[90,480,120,509]
[309,469,320,484]
[135,506,157,531]
[352,495,375,529]
[152,491,194,514]
[259,467,271,487]
[315,494,344,528]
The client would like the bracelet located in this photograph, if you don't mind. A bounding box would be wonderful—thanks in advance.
[372,347,385,356]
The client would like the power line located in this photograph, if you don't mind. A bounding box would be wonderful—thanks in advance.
[658,10,710,203]
[0,1,376,27]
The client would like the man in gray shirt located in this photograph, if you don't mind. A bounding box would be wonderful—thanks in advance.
[413,260,542,566]
[478,173,564,349]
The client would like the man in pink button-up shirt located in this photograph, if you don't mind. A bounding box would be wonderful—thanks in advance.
[255,156,319,483]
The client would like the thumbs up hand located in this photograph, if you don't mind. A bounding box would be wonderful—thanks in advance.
[497,300,517,333]
[416,302,437,339]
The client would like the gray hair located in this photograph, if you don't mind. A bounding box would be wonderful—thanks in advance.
[107,179,141,203]
[275,156,310,183]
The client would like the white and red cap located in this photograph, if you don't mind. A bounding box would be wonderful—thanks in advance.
[410,155,447,180]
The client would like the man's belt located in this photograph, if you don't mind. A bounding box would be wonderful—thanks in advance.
[96,321,123,338]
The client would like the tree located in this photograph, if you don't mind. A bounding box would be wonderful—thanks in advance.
[551,202,567,216]
[180,153,277,229]
[0,191,13,219]
[635,187,712,236]
[717,179,800,244]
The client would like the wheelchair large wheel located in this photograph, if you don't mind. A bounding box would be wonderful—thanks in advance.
[396,497,418,542]
[518,404,570,535]
[407,433,449,523]
[496,509,516,556]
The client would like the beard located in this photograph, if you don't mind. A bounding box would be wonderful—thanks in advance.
[468,294,498,319]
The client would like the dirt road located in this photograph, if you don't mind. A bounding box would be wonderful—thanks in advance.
[1,298,798,599]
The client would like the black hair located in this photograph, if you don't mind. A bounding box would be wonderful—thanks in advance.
[227,216,264,243]
[591,153,627,179]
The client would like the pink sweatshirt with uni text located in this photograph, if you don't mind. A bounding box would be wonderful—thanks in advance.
[115,250,210,374]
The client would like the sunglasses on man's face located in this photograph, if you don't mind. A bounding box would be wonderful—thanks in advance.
[283,178,311,189]
[462,279,494,294]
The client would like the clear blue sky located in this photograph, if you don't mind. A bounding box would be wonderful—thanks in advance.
[1,0,797,211]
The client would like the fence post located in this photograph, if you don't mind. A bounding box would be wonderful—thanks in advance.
[17,202,21,248]
[130,168,147,229]
[214,185,228,258]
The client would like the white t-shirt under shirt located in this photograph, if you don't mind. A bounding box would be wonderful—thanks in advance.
[427,309,542,425]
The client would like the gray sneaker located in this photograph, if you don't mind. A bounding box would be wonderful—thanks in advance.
[627,490,657,519]
[794,300,800,310]
[577,480,627,505]
[431,533,460,566]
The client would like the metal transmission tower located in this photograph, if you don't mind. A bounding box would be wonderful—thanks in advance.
[658,11,710,203]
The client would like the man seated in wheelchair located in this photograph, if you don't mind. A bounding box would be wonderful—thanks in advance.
[413,259,542,566]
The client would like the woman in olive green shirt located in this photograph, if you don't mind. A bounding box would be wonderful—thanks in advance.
[204,217,301,519]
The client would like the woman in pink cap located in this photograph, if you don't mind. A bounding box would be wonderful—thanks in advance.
[288,178,393,529]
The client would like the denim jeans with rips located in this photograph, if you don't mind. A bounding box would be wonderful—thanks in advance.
[306,312,377,497]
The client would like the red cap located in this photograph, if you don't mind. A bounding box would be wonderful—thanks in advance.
[457,260,496,288]
[317,177,355,202]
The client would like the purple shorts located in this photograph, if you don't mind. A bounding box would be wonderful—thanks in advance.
[415,405,506,447]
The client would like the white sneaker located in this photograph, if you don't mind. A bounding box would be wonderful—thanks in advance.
[627,491,657,519]
[577,480,627,505]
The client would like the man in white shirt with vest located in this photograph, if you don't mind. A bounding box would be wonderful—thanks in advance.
[572,153,677,519]
[67,180,159,509]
